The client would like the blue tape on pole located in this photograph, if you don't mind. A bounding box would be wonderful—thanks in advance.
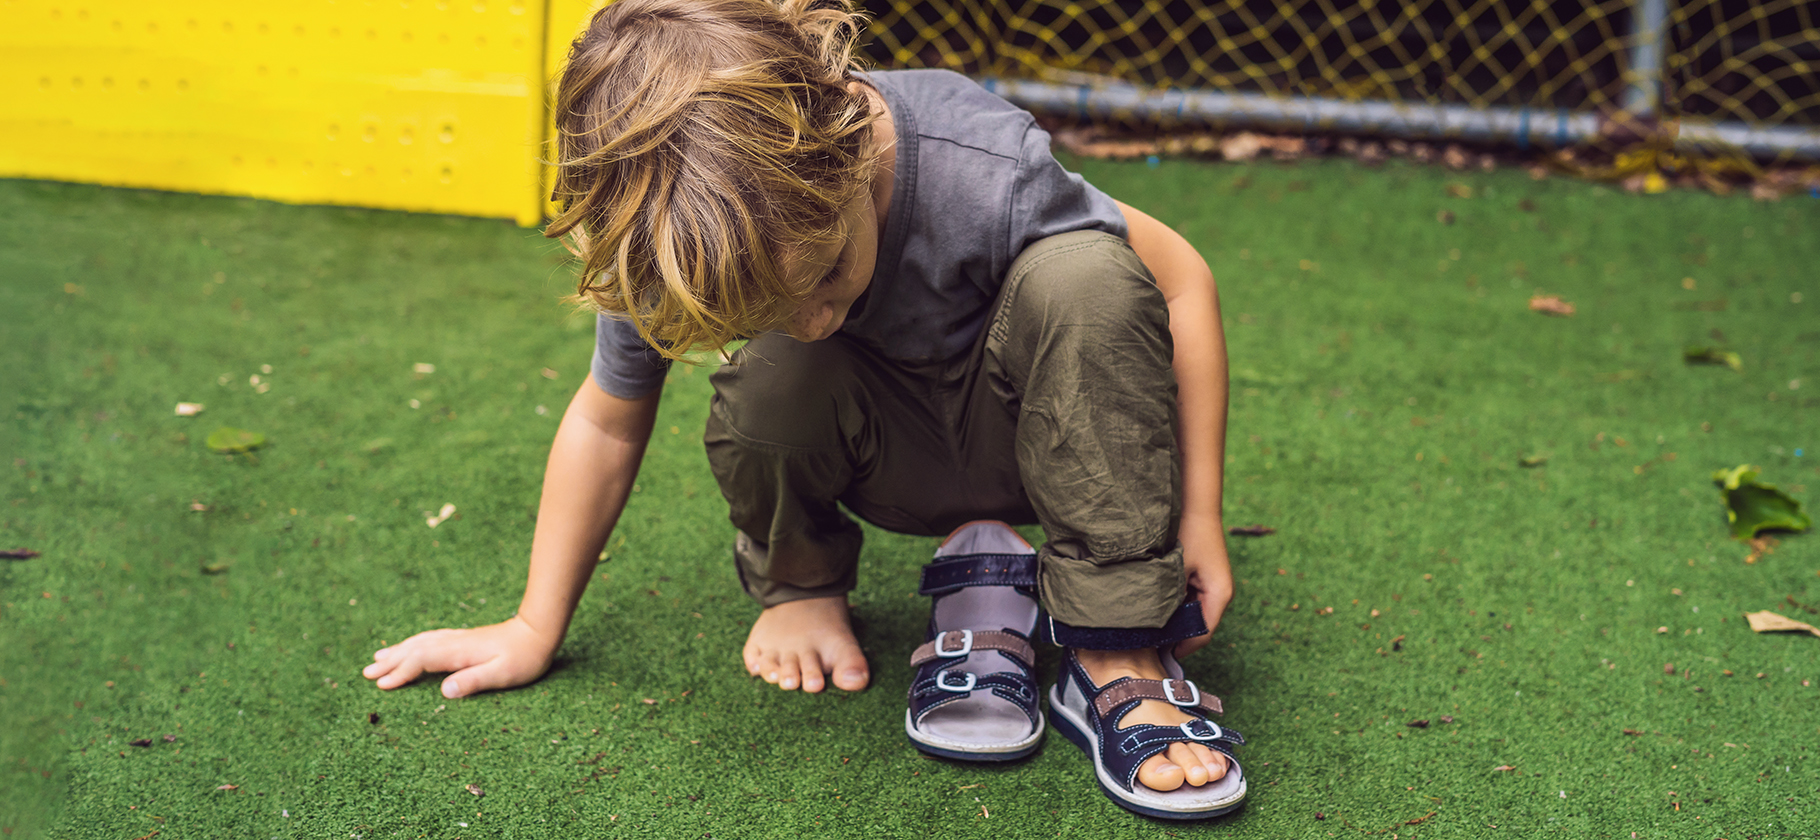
[1516,108,1530,150]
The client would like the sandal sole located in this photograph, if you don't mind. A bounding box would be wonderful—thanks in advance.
[904,709,1044,762]
[1048,684,1246,820]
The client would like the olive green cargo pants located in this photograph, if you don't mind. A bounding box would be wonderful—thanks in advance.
[703,230,1188,632]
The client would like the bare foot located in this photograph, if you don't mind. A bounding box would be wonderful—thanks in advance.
[742,596,869,693]
[1075,648,1229,792]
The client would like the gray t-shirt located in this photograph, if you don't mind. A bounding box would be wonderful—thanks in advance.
[591,68,1128,398]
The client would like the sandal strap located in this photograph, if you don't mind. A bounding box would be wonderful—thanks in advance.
[917,552,1037,595]
[909,630,1036,668]
[909,671,1040,726]
[1115,722,1247,761]
[1091,677,1223,720]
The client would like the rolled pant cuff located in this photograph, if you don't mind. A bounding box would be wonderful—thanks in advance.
[733,532,859,607]
[1043,601,1209,650]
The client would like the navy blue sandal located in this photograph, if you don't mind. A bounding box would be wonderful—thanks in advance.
[904,522,1045,761]
[1049,648,1247,819]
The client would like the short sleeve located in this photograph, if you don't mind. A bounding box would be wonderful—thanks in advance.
[1008,122,1128,260]
[591,314,672,399]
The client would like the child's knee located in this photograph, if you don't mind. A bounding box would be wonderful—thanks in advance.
[1003,230,1168,337]
[707,335,860,450]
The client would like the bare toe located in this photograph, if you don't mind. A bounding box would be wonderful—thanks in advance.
[1136,753,1186,792]
[798,650,827,693]
[1196,744,1229,782]
[775,653,802,691]
[831,649,869,691]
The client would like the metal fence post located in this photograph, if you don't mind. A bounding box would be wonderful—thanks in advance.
[1623,0,1671,116]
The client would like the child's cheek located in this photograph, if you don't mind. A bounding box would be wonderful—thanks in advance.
[790,301,834,342]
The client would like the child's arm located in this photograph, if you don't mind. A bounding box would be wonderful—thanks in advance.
[1115,200,1233,657]
[363,376,661,697]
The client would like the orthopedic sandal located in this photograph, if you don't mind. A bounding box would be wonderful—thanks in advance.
[1049,648,1247,819]
[904,521,1044,760]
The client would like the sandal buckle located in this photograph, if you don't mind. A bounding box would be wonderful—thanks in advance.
[935,669,977,693]
[1180,719,1223,741]
[935,629,974,658]
[1161,678,1201,707]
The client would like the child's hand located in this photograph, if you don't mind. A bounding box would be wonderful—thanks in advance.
[1174,515,1234,659]
[362,615,560,698]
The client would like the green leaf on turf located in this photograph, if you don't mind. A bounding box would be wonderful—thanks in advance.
[206,427,266,453]
[1684,345,1742,371]
[1712,465,1812,540]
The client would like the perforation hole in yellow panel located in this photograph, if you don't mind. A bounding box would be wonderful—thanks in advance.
[439,165,454,184]
[439,123,456,144]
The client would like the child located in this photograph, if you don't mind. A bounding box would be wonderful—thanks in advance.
[363,0,1244,819]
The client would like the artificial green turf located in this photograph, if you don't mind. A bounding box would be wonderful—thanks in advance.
[2,158,1815,839]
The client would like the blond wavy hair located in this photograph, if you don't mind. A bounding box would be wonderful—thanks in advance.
[546,0,880,358]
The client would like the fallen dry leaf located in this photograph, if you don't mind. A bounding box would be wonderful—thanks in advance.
[1229,525,1276,537]
[188,502,208,512]
[175,402,205,417]
[1622,728,1643,736]
[1529,295,1576,316]
[413,363,436,374]
[1,547,40,560]
[1744,610,1820,638]
[1406,719,1430,728]
[1220,132,1267,162]
[1493,764,1516,771]
[215,784,239,791]
[1436,209,1456,225]
[465,783,485,797]
[1442,144,1470,170]
[129,738,153,747]
[1747,535,1779,564]
[426,503,456,528]
[1445,183,1473,199]
[641,698,657,705]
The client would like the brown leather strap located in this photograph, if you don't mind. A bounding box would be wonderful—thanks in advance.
[1090,678,1223,720]
[909,630,1035,668]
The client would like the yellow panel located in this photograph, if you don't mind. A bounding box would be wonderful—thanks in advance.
[541,0,613,220]
[0,0,548,226]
